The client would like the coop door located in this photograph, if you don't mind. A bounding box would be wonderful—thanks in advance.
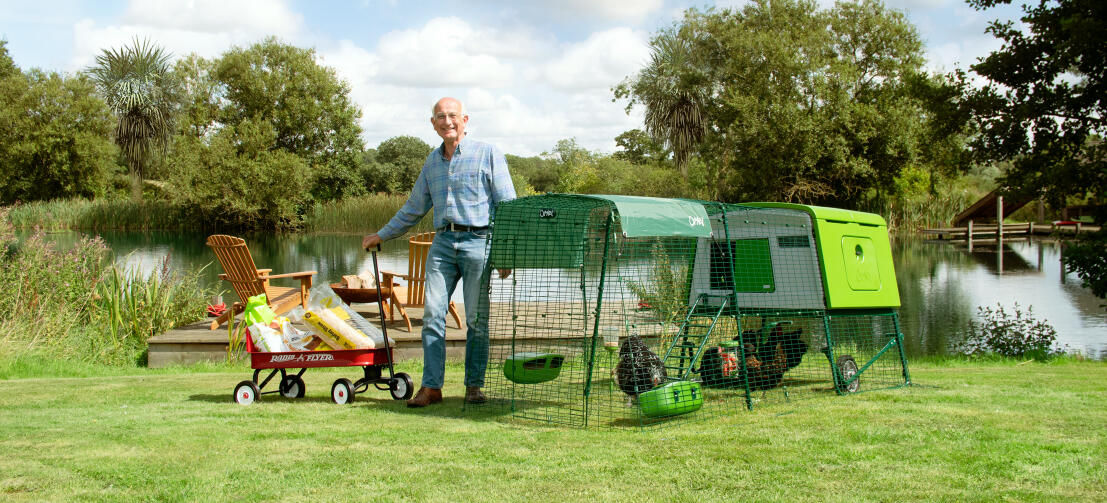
[841,236,880,291]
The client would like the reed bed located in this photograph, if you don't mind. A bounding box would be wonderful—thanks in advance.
[868,189,981,232]
[303,193,434,233]
[5,198,194,231]
[0,209,213,365]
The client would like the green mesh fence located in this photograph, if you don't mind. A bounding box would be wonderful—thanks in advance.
[480,194,909,429]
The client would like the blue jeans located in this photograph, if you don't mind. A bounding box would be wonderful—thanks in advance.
[420,230,490,389]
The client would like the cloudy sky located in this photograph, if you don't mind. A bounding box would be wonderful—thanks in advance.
[0,0,1025,156]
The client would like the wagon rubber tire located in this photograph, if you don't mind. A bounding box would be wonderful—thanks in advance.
[280,375,306,399]
[836,355,860,393]
[390,372,414,400]
[332,378,355,405]
[234,380,261,405]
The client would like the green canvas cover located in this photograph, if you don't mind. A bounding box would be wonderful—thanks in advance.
[583,195,712,238]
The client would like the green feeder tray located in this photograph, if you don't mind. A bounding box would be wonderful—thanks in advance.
[639,381,703,418]
[503,352,565,384]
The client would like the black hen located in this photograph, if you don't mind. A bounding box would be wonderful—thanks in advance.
[740,323,808,390]
[614,335,667,399]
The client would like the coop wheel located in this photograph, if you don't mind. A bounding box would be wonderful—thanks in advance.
[280,375,306,399]
[390,372,414,400]
[332,378,355,405]
[234,380,261,405]
[836,355,860,393]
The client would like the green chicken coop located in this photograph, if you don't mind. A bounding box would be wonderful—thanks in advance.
[479,194,910,428]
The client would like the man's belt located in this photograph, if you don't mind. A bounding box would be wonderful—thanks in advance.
[438,223,489,232]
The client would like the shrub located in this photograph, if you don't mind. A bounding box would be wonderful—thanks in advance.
[953,303,1063,359]
[0,208,212,365]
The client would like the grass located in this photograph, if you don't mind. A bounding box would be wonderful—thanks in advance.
[5,198,193,231]
[0,356,1103,502]
[302,193,434,233]
[5,194,433,234]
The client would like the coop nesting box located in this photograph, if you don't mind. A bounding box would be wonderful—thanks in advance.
[479,194,910,429]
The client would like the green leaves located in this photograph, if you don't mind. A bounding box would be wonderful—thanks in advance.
[618,0,959,207]
[88,37,176,197]
[0,44,119,204]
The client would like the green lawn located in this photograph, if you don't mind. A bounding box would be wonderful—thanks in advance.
[1,358,1104,502]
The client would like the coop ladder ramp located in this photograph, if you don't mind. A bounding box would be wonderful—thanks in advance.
[660,293,730,380]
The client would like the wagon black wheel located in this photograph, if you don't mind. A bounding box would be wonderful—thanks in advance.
[233,380,261,405]
[390,372,414,400]
[280,375,306,399]
[332,378,355,405]
[836,355,860,393]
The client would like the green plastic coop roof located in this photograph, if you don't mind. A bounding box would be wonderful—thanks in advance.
[583,194,712,238]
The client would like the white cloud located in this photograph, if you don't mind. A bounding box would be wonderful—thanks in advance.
[372,17,522,88]
[539,0,665,23]
[537,27,650,92]
[69,0,304,71]
[122,0,302,36]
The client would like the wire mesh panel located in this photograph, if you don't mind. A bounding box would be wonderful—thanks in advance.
[480,195,909,429]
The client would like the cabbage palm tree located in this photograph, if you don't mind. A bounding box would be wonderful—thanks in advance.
[636,33,710,180]
[89,38,175,200]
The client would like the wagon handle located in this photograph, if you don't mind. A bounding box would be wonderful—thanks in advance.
[370,245,397,378]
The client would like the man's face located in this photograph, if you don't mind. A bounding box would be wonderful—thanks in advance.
[432,99,468,143]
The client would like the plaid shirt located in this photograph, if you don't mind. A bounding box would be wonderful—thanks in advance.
[378,136,516,241]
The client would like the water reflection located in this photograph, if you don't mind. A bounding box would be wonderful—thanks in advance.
[896,237,1107,359]
[21,230,1107,358]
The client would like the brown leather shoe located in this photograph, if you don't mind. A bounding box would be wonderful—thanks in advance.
[464,386,487,404]
[407,387,442,408]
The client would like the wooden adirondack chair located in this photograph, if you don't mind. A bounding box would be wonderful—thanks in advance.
[380,232,463,332]
[206,234,316,330]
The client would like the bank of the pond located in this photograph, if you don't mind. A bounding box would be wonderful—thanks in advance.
[3,195,433,234]
[0,357,1103,501]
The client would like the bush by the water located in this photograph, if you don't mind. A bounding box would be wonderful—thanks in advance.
[954,303,1062,359]
[0,209,213,365]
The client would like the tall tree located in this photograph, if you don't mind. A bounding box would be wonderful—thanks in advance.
[967,0,1106,307]
[968,0,1105,207]
[89,38,176,200]
[617,0,964,206]
[618,34,708,179]
[0,42,118,204]
[214,37,365,201]
[376,135,432,192]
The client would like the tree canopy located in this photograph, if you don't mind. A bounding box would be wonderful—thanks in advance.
[966,0,1106,306]
[968,0,1105,207]
[214,37,365,201]
[616,0,969,206]
[0,42,119,204]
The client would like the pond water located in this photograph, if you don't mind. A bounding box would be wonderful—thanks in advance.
[32,230,1107,359]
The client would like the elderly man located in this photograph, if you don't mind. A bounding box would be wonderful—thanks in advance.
[363,97,515,407]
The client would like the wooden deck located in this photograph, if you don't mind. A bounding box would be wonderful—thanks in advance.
[148,301,676,368]
[148,304,464,368]
[922,222,1100,241]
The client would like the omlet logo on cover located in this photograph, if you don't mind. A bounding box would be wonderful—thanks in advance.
[539,209,556,218]
[688,216,705,227]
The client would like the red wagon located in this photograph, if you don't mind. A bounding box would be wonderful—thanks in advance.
[232,250,414,405]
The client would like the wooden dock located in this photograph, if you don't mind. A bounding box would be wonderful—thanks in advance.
[148,301,672,368]
[922,221,1100,241]
[148,304,462,368]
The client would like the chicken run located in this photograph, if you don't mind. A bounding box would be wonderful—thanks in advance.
[479,194,910,428]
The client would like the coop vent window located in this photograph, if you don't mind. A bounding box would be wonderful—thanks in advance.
[710,238,776,293]
[777,235,811,248]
